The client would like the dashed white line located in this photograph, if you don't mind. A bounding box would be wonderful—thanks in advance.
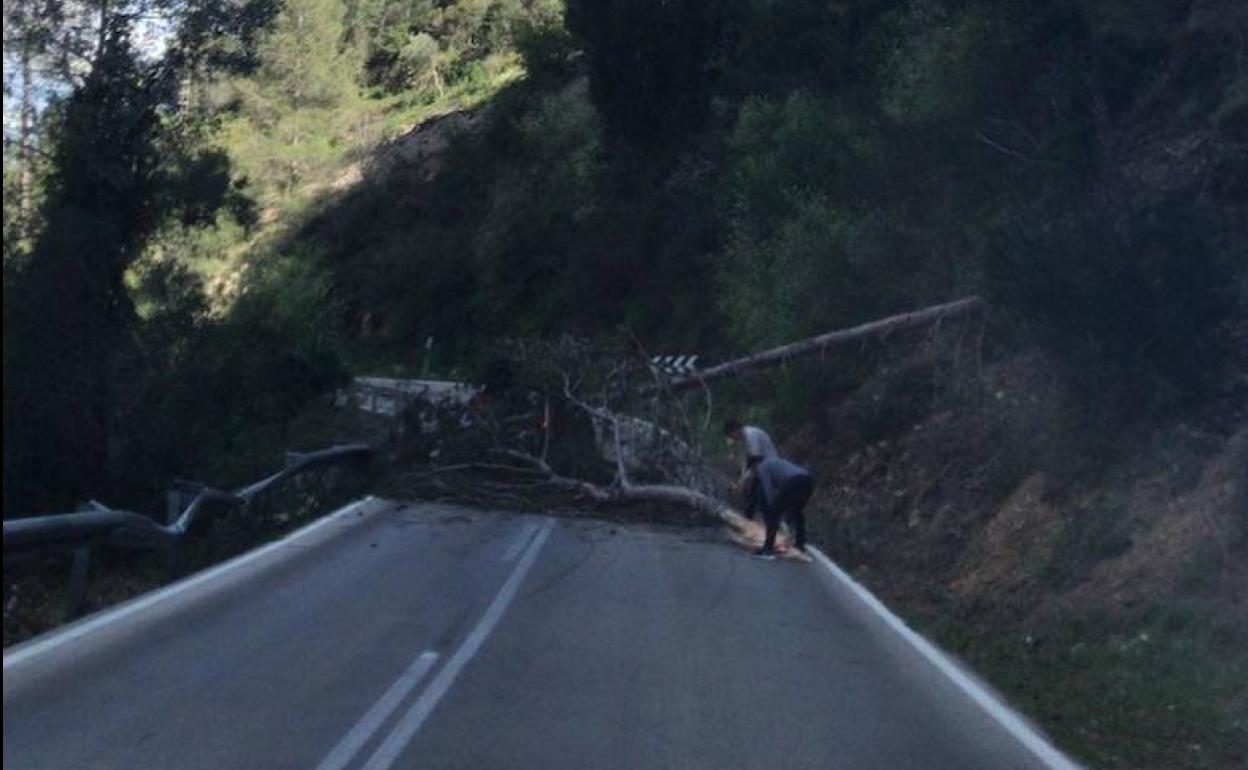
[807,546,1084,770]
[501,522,539,562]
[315,651,440,770]
[360,517,555,770]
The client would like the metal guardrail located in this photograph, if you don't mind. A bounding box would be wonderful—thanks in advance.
[343,378,479,417]
[3,443,374,620]
[3,443,374,555]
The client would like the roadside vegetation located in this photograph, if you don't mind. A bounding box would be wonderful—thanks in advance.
[4,1,1245,767]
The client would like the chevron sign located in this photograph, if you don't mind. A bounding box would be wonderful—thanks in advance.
[650,355,699,376]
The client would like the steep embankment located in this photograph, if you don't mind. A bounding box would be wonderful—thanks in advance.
[789,345,1247,770]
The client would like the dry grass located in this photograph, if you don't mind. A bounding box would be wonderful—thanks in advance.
[786,347,1247,769]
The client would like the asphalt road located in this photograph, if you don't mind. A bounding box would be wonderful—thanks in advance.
[3,498,1079,770]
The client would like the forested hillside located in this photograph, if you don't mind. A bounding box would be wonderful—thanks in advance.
[4,1,1246,767]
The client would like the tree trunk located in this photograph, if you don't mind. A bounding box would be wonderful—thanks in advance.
[18,33,35,235]
[94,0,109,66]
[605,481,805,559]
[494,445,732,518]
[647,296,984,394]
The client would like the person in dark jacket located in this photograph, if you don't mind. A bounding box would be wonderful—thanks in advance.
[744,457,814,559]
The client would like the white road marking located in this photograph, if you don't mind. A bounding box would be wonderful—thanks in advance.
[807,546,1084,770]
[500,522,539,562]
[3,497,378,671]
[315,651,440,770]
[360,517,555,770]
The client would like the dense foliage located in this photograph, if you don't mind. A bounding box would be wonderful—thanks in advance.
[306,0,1246,392]
[4,17,230,511]
[4,0,1245,514]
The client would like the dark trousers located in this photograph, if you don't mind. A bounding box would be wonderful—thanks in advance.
[762,474,814,552]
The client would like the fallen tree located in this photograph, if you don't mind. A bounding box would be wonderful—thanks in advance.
[385,337,809,558]
[647,296,984,394]
[387,301,987,557]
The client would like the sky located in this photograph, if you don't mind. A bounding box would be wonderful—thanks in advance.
[3,9,174,150]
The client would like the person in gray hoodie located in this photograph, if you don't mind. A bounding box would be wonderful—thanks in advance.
[724,418,779,520]
[744,456,815,559]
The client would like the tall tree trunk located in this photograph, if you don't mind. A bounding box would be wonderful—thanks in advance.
[95,0,110,66]
[18,34,35,236]
[647,296,985,394]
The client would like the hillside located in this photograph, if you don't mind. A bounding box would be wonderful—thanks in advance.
[791,346,1247,769]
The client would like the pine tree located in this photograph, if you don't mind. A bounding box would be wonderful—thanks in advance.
[250,0,358,113]
[224,0,361,196]
[3,0,66,238]
[4,21,162,511]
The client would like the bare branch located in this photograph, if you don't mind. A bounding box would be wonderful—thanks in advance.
[610,409,629,488]
[2,138,54,163]
[974,131,1048,166]
[540,396,551,462]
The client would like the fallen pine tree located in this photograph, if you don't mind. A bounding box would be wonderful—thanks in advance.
[383,299,985,559]
[646,296,983,394]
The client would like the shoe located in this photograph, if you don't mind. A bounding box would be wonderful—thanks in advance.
[751,548,777,560]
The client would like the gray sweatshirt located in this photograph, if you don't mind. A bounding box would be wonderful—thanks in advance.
[740,425,779,472]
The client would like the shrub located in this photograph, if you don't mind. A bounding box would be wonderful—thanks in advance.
[989,192,1240,408]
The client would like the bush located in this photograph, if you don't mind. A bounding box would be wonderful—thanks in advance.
[565,0,723,145]
[989,192,1240,408]
[514,5,579,81]
[716,92,938,347]
[468,80,603,334]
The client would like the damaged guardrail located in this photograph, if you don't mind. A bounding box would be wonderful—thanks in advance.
[3,443,374,618]
[3,443,374,553]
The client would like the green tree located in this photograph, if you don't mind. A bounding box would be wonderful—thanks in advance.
[345,0,553,94]
[5,23,168,511]
[3,14,241,513]
[565,0,723,146]
[221,0,363,199]
[3,0,67,238]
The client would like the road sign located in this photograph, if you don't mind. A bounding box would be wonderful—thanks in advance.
[650,355,699,376]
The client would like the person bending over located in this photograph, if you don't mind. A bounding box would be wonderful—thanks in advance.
[749,457,814,560]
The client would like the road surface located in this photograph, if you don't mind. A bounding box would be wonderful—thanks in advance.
[3,498,1079,769]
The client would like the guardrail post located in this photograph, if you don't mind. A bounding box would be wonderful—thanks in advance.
[167,480,205,524]
[164,481,203,580]
[64,545,92,620]
[163,541,182,581]
[166,489,182,525]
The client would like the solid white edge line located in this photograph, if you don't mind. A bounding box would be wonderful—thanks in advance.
[807,546,1084,770]
[315,651,440,770]
[360,517,555,770]
[3,496,378,671]
[501,522,539,562]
